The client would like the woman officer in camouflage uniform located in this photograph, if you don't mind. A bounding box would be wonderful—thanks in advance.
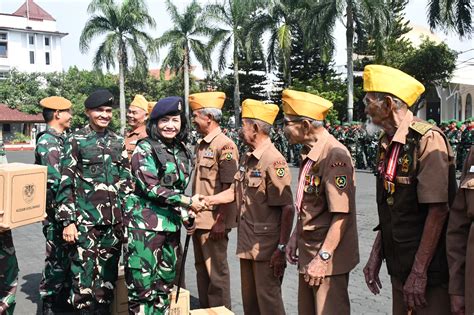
[124,96,201,314]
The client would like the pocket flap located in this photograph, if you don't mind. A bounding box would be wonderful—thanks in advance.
[248,177,262,188]
[200,158,216,168]
[253,222,279,235]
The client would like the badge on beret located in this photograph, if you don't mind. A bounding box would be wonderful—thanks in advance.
[334,175,347,189]
[225,152,233,161]
[178,102,182,111]
[276,167,286,177]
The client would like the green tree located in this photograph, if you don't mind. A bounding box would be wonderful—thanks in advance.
[79,0,157,134]
[304,0,391,121]
[427,0,472,37]
[157,0,215,123]
[205,0,265,127]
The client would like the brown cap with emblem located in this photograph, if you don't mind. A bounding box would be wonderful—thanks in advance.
[40,96,72,110]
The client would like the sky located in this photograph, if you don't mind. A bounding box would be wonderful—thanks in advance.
[0,0,473,74]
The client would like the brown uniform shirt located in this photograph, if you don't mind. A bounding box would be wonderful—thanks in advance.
[125,125,147,161]
[235,138,293,261]
[379,110,450,203]
[447,146,474,313]
[192,127,239,229]
[297,129,359,275]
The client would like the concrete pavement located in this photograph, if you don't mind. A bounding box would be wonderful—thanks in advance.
[6,151,392,314]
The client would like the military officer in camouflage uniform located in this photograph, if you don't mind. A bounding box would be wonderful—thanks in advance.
[56,89,133,314]
[35,96,74,314]
[0,142,18,315]
[124,97,202,314]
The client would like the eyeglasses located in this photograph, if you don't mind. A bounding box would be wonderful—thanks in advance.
[283,118,305,126]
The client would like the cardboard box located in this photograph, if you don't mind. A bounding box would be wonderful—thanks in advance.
[111,266,128,315]
[190,306,234,315]
[0,163,46,229]
[169,287,190,315]
[111,270,191,315]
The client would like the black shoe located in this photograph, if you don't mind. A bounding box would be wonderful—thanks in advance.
[42,297,55,315]
[93,303,110,315]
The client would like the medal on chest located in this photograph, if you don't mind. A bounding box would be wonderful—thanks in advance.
[203,148,214,158]
[304,174,320,195]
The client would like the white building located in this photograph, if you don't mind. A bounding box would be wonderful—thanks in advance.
[0,0,67,77]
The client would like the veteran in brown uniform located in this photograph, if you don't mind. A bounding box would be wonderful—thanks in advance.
[205,99,294,315]
[189,92,239,309]
[282,90,359,315]
[125,94,149,160]
[447,145,474,315]
[362,65,456,315]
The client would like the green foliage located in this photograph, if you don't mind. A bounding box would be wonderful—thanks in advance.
[427,0,473,38]
[12,132,30,144]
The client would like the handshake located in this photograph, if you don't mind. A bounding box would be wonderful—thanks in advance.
[189,194,213,213]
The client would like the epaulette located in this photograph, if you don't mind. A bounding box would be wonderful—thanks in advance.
[409,121,432,135]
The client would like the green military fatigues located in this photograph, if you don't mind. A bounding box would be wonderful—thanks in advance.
[0,231,18,315]
[125,137,192,314]
[56,125,132,310]
[35,126,73,303]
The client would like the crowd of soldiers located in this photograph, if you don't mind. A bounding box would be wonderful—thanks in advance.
[1,63,474,315]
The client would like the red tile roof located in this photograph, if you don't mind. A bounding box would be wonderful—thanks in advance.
[12,0,55,21]
[0,104,44,123]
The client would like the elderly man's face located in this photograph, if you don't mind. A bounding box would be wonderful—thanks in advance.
[191,110,208,135]
[126,106,147,128]
[239,119,255,145]
[363,92,390,127]
[283,115,305,145]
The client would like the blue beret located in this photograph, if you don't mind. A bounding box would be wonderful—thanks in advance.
[150,96,183,120]
[84,89,114,109]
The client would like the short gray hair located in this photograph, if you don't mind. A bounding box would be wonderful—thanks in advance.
[198,108,222,122]
[373,92,407,110]
[244,118,272,135]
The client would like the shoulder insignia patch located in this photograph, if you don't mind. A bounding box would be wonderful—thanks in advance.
[276,167,286,177]
[222,144,234,151]
[273,160,287,168]
[331,162,346,168]
[409,121,432,135]
[334,175,347,189]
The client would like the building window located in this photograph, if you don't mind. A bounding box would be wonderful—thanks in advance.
[3,124,11,133]
[466,94,472,119]
[45,52,50,65]
[0,71,8,79]
[45,37,50,46]
[0,32,7,58]
[29,35,34,45]
[29,51,35,64]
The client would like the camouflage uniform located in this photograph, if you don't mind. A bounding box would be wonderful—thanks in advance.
[56,125,132,310]
[458,127,473,169]
[124,137,192,315]
[35,126,73,305]
[447,126,461,167]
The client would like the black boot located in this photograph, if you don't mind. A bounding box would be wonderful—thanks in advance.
[93,303,110,315]
[42,296,55,315]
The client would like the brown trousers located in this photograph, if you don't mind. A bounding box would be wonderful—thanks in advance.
[192,229,231,309]
[298,273,350,315]
[240,258,285,315]
[391,277,451,315]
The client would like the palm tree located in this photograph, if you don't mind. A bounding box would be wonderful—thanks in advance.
[427,0,472,37]
[248,0,305,87]
[157,0,215,123]
[304,0,391,122]
[79,0,157,134]
[204,0,264,128]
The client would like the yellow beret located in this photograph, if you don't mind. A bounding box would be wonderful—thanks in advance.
[189,92,225,111]
[241,99,279,125]
[147,102,156,114]
[282,90,333,120]
[39,96,72,110]
[129,94,149,112]
[363,65,425,107]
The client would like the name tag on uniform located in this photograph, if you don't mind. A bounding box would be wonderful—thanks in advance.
[250,170,262,177]
[470,165,474,173]
[203,149,214,158]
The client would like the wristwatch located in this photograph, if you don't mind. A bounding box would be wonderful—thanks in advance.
[277,244,286,252]
[319,251,332,261]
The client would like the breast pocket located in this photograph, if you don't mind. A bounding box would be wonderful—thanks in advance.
[80,147,103,179]
[199,158,217,180]
[110,143,124,164]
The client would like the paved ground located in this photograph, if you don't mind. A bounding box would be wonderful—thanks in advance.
[5,151,392,314]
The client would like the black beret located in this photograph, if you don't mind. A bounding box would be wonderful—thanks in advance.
[150,96,183,120]
[84,89,114,109]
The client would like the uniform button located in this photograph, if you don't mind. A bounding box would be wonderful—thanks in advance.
[105,202,110,207]
[264,226,268,230]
